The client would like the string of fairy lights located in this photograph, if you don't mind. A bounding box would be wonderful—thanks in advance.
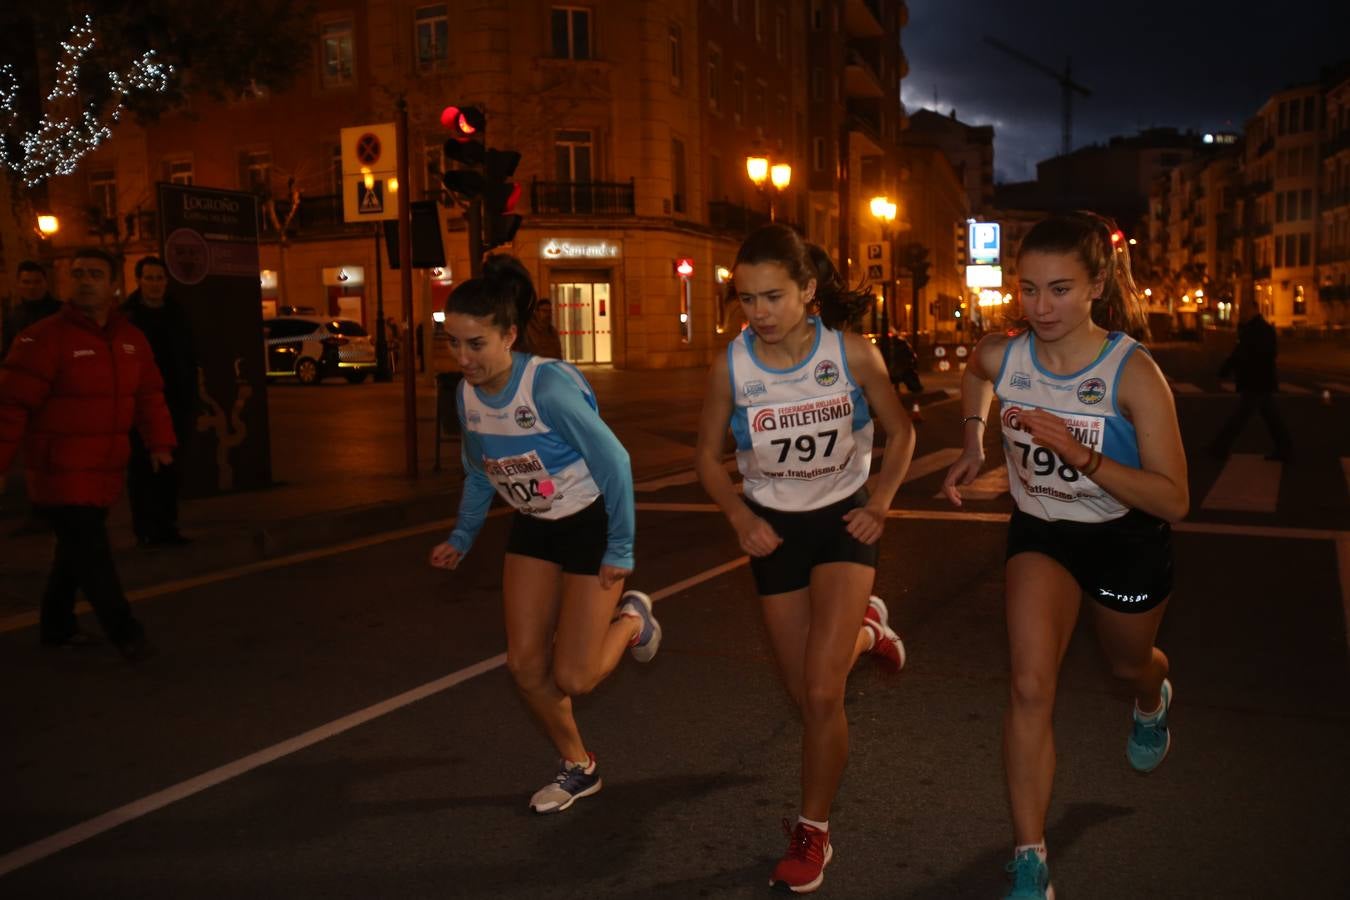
[0,15,173,187]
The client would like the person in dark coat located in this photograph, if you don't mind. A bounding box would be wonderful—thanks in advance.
[0,248,176,660]
[1,260,62,359]
[122,256,198,546]
[1208,301,1293,462]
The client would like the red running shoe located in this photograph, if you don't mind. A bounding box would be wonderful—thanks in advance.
[770,819,833,893]
[863,595,906,673]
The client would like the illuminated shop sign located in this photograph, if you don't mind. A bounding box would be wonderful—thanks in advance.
[541,238,621,260]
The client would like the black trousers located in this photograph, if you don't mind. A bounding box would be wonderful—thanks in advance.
[1210,391,1293,458]
[38,505,143,645]
[127,432,180,541]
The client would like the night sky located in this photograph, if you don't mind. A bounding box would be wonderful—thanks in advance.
[902,0,1350,182]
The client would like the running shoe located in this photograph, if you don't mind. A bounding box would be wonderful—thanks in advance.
[1003,849,1054,899]
[770,819,833,893]
[528,753,602,814]
[863,595,906,673]
[1127,678,1173,773]
[619,590,662,663]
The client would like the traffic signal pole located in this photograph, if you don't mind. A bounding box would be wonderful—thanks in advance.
[468,198,484,277]
[396,96,418,477]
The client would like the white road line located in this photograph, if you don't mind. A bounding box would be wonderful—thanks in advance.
[1218,382,1236,393]
[1279,383,1313,395]
[1201,453,1282,513]
[902,448,963,481]
[0,510,513,635]
[0,554,749,878]
[1319,381,1350,393]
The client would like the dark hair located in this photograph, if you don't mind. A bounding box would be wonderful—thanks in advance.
[70,247,118,273]
[1017,211,1149,340]
[16,260,46,277]
[806,243,872,331]
[445,254,537,348]
[135,255,167,279]
[733,224,864,329]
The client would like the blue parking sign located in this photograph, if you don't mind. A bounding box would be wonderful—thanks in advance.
[969,222,1000,263]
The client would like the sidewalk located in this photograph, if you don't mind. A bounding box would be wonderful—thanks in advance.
[0,362,961,625]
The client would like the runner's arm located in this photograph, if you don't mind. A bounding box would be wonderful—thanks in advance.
[446,404,497,557]
[534,366,635,570]
[843,332,913,510]
[695,352,752,526]
[943,333,1006,505]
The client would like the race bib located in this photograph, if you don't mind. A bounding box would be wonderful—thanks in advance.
[1001,405,1105,503]
[484,450,557,513]
[748,391,856,480]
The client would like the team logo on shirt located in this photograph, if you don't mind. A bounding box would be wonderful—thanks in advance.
[514,405,536,428]
[1010,371,1032,390]
[751,409,779,432]
[466,410,482,427]
[1076,377,1107,405]
[742,380,767,398]
[814,359,840,387]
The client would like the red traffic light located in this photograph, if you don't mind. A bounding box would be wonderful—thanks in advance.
[1110,230,1124,244]
[440,105,485,139]
[675,258,694,277]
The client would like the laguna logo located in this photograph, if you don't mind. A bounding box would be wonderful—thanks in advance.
[514,405,536,429]
[814,359,840,387]
[743,380,767,398]
[466,410,482,427]
[1010,372,1032,390]
[1077,377,1107,405]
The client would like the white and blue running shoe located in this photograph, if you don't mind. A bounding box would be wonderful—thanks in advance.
[529,753,602,814]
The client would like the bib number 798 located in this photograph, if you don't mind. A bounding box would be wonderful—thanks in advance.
[770,429,838,464]
[1013,440,1080,482]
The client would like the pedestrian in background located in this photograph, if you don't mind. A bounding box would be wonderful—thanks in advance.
[944,212,1186,900]
[0,248,176,661]
[123,256,197,547]
[695,224,914,894]
[428,255,659,815]
[1208,300,1293,462]
[526,296,564,359]
[2,260,62,359]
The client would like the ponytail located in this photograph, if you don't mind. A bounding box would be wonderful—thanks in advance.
[445,254,539,350]
[1017,211,1150,341]
[806,242,872,331]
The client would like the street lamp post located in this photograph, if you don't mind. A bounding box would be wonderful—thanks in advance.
[746,155,791,223]
[869,195,897,341]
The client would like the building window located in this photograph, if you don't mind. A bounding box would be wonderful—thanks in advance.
[775,10,786,60]
[709,152,722,201]
[671,138,687,215]
[320,21,354,87]
[415,5,449,70]
[88,168,116,225]
[669,23,683,89]
[165,159,193,185]
[707,46,722,111]
[241,149,272,193]
[752,81,766,130]
[811,0,824,29]
[1301,188,1313,220]
[1274,235,1283,267]
[554,130,593,182]
[1303,96,1316,133]
[1275,192,1285,223]
[551,7,591,60]
[812,136,825,172]
[1293,284,1306,315]
[1299,232,1311,266]
[732,67,745,123]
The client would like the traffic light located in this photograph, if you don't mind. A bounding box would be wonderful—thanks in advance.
[902,242,931,291]
[483,148,522,249]
[955,222,968,267]
[442,105,486,199]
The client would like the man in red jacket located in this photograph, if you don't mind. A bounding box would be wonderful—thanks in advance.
[0,248,177,661]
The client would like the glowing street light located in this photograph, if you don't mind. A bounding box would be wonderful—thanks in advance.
[36,214,59,237]
[746,156,769,186]
[770,163,792,190]
[746,155,791,221]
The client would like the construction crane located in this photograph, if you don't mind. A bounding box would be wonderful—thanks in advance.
[984,36,1092,157]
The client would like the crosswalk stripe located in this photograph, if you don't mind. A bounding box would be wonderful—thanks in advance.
[901,447,963,482]
[1279,383,1313,395]
[1319,381,1350,393]
[1201,453,1281,513]
[634,459,734,492]
[1168,381,1203,394]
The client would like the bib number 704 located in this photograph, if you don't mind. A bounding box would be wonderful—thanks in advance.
[1013,440,1081,482]
[770,429,838,464]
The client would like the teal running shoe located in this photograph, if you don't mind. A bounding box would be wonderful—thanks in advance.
[1003,849,1053,899]
[1127,678,1173,773]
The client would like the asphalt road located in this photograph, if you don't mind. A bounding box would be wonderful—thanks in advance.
[1,346,1347,898]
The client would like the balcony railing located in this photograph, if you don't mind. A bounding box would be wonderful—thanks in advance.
[530,179,635,216]
[258,193,355,236]
[708,200,771,235]
[1253,222,1273,236]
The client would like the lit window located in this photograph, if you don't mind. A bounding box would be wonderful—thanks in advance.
[321,21,354,87]
[415,5,449,70]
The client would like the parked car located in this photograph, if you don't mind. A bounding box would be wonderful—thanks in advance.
[263,316,377,385]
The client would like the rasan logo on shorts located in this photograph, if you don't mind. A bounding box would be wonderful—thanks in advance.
[1098,587,1149,605]
[514,405,537,429]
[813,359,840,387]
[1076,377,1107,405]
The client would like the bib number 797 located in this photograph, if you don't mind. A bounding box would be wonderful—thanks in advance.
[770,429,838,464]
[1013,440,1080,482]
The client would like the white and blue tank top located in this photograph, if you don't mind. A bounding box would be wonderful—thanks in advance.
[727,318,874,511]
[448,353,635,569]
[994,331,1145,523]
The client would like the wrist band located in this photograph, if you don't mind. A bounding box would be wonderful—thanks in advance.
[961,415,985,427]
[1081,449,1103,476]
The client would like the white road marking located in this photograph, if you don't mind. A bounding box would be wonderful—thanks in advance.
[1338,535,1350,652]
[1219,382,1236,393]
[1319,381,1350,393]
[0,554,749,878]
[1201,453,1281,513]
[1279,383,1313,395]
[901,448,963,482]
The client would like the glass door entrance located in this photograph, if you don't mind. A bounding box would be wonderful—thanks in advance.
[549,281,612,363]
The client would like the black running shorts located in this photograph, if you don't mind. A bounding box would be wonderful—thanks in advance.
[1006,507,1173,613]
[744,488,879,596]
[505,497,608,575]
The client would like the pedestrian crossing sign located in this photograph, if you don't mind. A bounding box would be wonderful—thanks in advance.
[357,181,384,215]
